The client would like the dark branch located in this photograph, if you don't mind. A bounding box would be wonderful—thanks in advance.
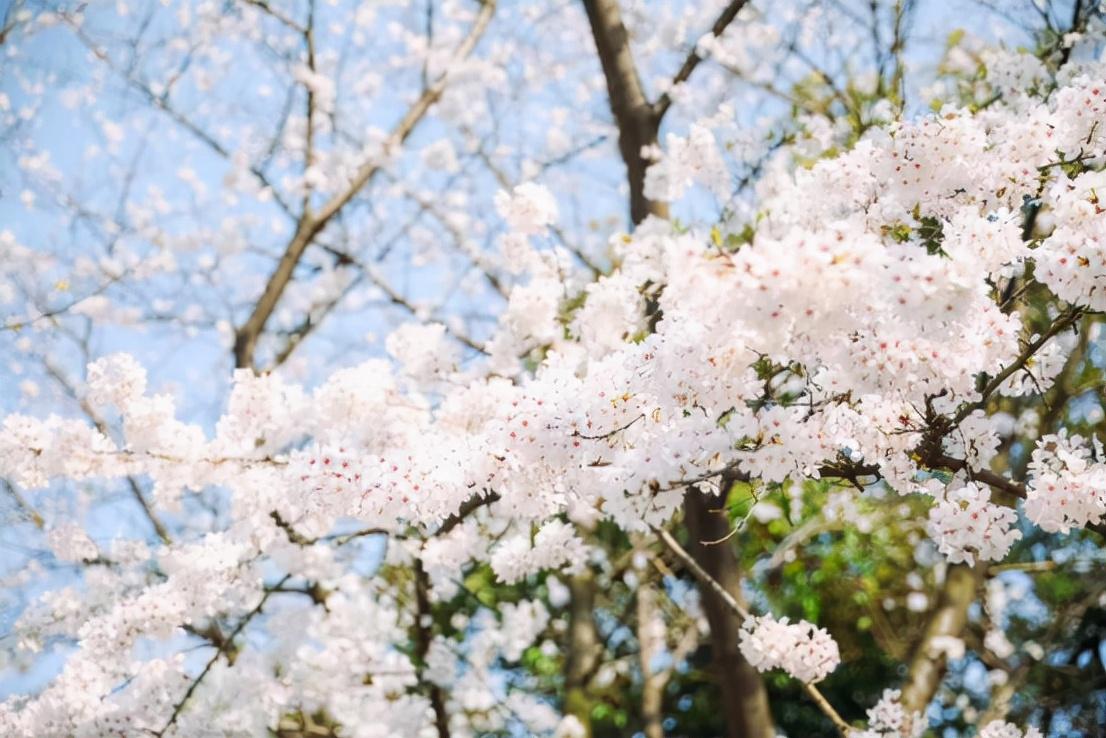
[653,0,751,120]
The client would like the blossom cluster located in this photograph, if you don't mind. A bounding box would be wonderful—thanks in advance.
[927,483,1022,565]
[853,689,925,738]
[978,721,1045,738]
[1025,431,1106,533]
[0,32,1104,735]
[737,615,841,684]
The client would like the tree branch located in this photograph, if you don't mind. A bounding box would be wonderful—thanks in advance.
[932,453,1106,538]
[952,306,1084,426]
[301,0,318,217]
[564,568,601,736]
[634,561,666,738]
[414,559,451,738]
[65,19,295,219]
[238,0,305,33]
[154,577,288,736]
[2,478,44,529]
[40,355,173,544]
[653,0,751,120]
[233,0,497,368]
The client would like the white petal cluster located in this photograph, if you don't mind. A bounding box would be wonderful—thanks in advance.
[86,353,147,411]
[498,599,550,661]
[1025,432,1106,533]
[927,483,1022,565]
[978,721,1044,738]
[490,520,588,584]
[494,182,558,235]
[386,322,460,383]
[570,271,647,355]
[738,615,840,683]
[554,715,588,738]
[643,123,729,202]
[45,524,98,563]
[853,689,925,738]
[214,369,307,457]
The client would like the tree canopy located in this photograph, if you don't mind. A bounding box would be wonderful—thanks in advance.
[1,1,1106,737]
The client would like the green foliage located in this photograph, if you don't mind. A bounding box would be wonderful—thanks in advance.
[881,205,948,257]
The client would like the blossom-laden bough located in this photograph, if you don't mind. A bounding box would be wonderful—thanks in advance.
[2,0,1106,736]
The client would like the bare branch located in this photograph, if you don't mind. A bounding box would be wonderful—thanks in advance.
[311,244,488,355]
[434,491,500,538]
[238,0,306,34]
[652,524,750,620]
[301,0,318,216]
[126,477,172,545]
[653,0,751,120]
[154,577,289,736]
[65,20,296,219]
[233,0,497,369]
[2,478,44,529]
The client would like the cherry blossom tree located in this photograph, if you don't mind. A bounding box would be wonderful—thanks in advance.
[2,1,1106,737]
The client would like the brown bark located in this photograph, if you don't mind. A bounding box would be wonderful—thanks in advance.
[684,488,775,738]
[564,570,601,737]
[414,559,451,738]
[636,577,665,738]
[581,0,667,224]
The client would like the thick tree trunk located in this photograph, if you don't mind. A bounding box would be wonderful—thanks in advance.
[581,0,668,224]
[414,559,451,738]
[636,580,665,738]
[564,570,601,737]
[581,3,771,734]
[684,488,775,738]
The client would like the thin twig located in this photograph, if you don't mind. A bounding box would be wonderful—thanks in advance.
[651,525,750,619]
[651,524,853,734]
[653,0,751,119]
[154,576,289,736]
